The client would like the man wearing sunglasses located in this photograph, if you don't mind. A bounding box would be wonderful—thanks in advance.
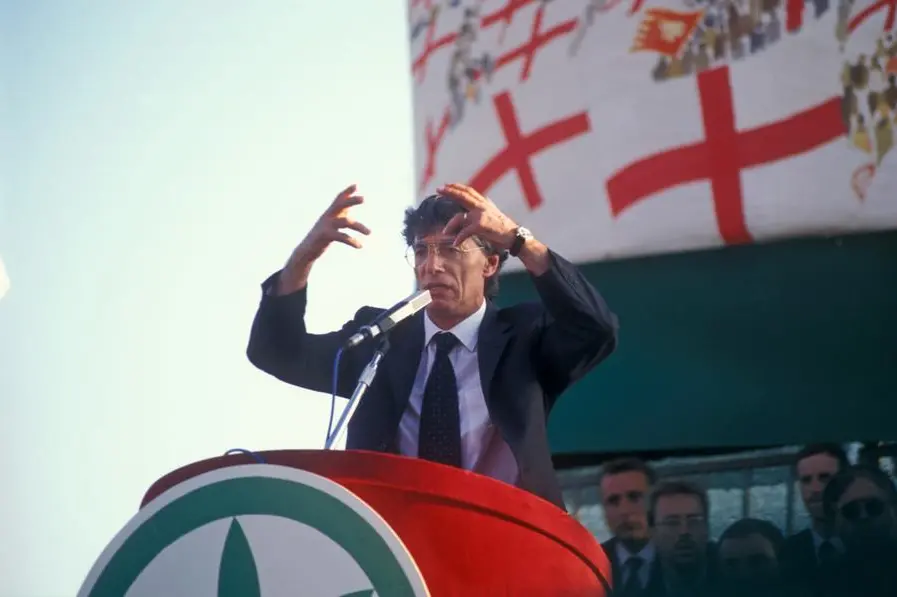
[247,183,618,509]
[822,464,897,597]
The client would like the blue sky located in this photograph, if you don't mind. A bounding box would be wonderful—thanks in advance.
[0,2,418,593]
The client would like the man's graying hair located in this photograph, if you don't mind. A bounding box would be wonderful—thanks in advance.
[402,194,508,299]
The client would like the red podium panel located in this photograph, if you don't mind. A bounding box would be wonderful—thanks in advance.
[143,449,611,596]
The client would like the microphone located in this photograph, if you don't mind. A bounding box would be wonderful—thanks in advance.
[344,289,432,349]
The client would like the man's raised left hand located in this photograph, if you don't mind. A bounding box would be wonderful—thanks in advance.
[437,183,521,250]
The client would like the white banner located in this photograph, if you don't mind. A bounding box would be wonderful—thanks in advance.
[0,254,8,301]
[408,0,897,267]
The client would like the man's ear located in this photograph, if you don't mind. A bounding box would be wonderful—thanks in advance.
[483,252,500,278]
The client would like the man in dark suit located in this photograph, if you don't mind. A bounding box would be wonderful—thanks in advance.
[599,458,665,596]
[246,183,618,509]
[781,444,849,595]
[650,480,719,597]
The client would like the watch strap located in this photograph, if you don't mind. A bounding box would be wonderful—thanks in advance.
[508,227,530,257]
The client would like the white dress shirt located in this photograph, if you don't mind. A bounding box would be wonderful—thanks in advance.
[396,300,519,487]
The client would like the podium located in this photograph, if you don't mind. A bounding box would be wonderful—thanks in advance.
[80,450,611,596]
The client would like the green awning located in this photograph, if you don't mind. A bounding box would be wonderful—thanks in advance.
[497,231,897,458]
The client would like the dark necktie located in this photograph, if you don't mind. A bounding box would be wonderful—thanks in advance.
[818,540,837,565]
[620,556,644,596]
[417,332,462,467]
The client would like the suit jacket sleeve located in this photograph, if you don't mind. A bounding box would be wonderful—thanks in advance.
[529,249,619,402]
[246,271,374,398]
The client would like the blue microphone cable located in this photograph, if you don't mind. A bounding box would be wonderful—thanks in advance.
[223,448,266,463]
[326,346,345,446]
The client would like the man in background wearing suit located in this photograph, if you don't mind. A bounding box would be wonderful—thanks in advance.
[650,480,718,597]
[247,183,618,509]
[600,458,664,596]
[781,444,849,596]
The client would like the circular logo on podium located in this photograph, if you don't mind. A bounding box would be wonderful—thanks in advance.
[77,464,429,597]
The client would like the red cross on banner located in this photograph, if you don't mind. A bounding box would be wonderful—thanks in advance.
[629,0,646,13]
[786,0,804,33]
[468,92,591,210]
[412,16,458,83]
[420,110,453,193]
[481,0,538,38]
[417,1,579,192]
[492,4,577,81]
[848,0,897,32]
[606,66,847,245]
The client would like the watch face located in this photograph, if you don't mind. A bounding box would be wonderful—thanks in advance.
[518,227,532,239]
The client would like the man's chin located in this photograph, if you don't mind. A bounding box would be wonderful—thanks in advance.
[618,530,647,542]
[671,546,699,562]
[426,297,457,315]
[427,290,457,307]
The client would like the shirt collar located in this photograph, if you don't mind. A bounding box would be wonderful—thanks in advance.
[615,540,656,566]
[423,300,486,352]
[811,528,843,553]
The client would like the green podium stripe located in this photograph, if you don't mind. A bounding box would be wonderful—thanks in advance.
[87,477,415,597]
[218,518,260,597]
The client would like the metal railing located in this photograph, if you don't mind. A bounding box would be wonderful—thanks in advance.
[559,445,806,537]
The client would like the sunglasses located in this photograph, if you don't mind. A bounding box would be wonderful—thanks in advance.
[722,553,776,572]
[840,497,886,521]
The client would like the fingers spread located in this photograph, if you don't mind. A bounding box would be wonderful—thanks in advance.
[329,185,363,215]
[439,183,483,209]
[332,231,363,249]
[333,193,363,213]
[452,223,479,247]
[442,212,466,236]
[333,216,371,236]
[337,184,357,199]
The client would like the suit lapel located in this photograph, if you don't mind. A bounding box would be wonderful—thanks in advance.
[604,538,621,578]
[648,556,664,592]
[385,311,425,415]
[477,302,512,405]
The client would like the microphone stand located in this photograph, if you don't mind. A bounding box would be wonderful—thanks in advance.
[325,333,391,450]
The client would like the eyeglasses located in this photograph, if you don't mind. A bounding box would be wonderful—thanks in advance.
[840,497,887,521]
[404,240,484,268]
[657,515,706,531]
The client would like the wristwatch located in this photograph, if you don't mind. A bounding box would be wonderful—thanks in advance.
[508,226,534,257]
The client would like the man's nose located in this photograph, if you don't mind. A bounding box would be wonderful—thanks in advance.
[620,502,641,515]
[422,250,445,273]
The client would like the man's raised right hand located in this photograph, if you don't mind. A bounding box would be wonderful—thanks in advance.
[277,184,371,295]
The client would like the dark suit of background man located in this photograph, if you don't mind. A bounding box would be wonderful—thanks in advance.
[247,182,618,509]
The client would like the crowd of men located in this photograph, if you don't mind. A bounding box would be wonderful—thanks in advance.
[597,444,897,596]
